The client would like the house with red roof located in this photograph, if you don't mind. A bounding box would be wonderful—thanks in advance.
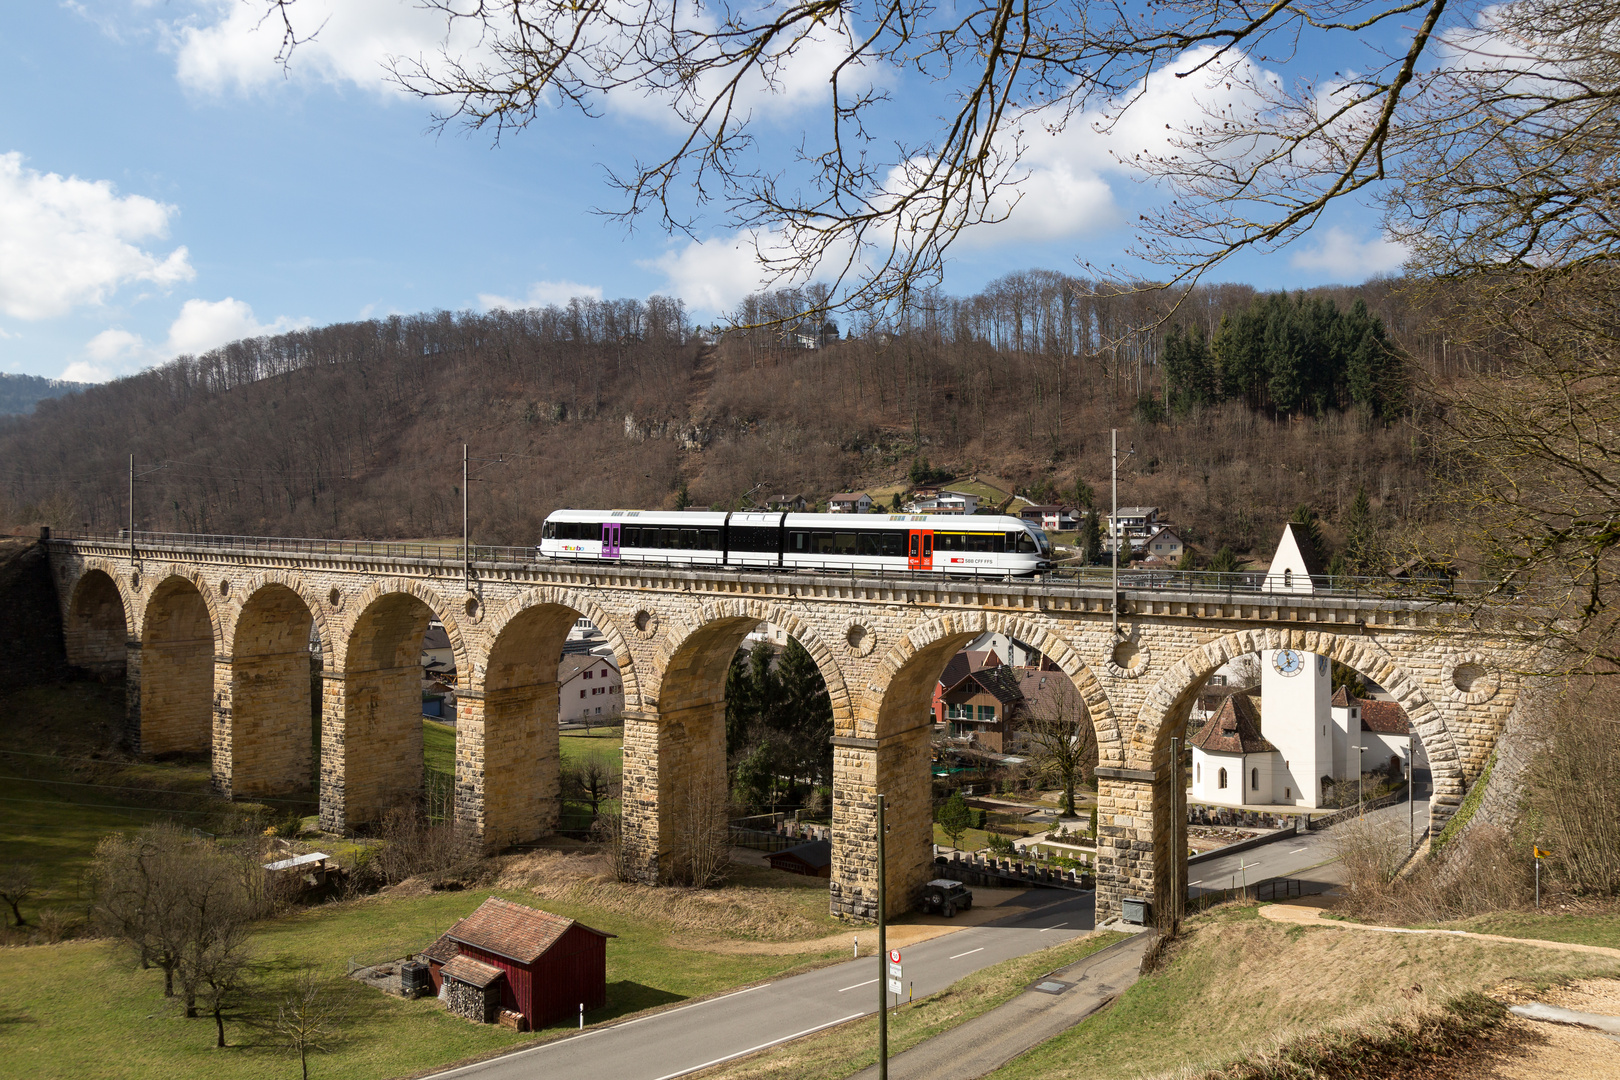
[421,897,615,1029]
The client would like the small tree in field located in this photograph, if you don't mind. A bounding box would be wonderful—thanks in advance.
[565,750,621,820]
[274,967,342,1080]
[937,792,972,850]
[0,864,36,927]
[1020,677,1097,818]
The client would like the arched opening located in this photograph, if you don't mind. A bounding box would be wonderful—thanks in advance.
[1142,636,1445,923]
[724,625,836,821]
[481,603,602,848]
[140,577,216,758]
[328,591,441,831]
[230,584,317,797]
[630,617,760,884]
[65,570,128,679]
[864,625,1103,918]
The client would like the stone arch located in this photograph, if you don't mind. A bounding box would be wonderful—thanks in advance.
[322,579,469,831]
[468,589,646,848]
[651,597,853,729]
[482,587,641,705]
[139,571,220,759]
[336,577,469,676]
[234,571,337,668]
[1129,627,1461,792]
[226,579,324,797]
[869,610,1119,761]
[64,565,135,676]
[143,565,227,652]
[837,610,1111,918]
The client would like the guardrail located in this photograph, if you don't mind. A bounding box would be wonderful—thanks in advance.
[47,529,1533,605]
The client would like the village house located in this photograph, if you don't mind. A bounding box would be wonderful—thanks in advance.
[938,665,1024,751]
[420,620,455,678]
[1019,505,1080,531]
[931,647,1004,724]
[1141,526,1188,563]
[908,489,980,515]
[1104,506,1161,551]
[828,492,874,514]
[559,653,622,724]
[421,897,615,1029]
[766,494,808,512]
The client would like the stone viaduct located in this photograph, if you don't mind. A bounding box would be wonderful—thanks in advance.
[44,533,1535,924]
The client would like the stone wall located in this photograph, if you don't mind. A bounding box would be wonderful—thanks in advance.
[46,538,1538,922]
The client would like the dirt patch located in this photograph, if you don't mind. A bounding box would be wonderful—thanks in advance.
[1456,978,1620,1080]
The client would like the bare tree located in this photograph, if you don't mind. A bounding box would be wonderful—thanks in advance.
[1019,676,1097,817]
[190,919,256,1047]
[669,772,732,888]
[0,864,36,927]
[91,825,194,997]
[273,968,343,1080]
[565,751,622,821]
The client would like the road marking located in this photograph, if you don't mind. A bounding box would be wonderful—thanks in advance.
[1040,922,1069,932]
[949,947,985,959]
[839,978,878,992]
[648,1013,866,1080]
[421,983,771,1077]
[1290,847,1308,854]
[1188,880,1204,887]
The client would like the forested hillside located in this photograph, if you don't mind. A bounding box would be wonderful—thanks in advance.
[0,373,85,416]
[0,274,1466,560]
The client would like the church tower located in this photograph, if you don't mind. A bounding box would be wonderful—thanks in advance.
[1262,648,1335,807]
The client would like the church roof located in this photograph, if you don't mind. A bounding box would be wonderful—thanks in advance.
[1279,522,1327,577]
[1190,693,1276,755]
[1329,685,1412,735]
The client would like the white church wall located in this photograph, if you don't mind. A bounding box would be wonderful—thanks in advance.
[1261,648,1334,807]
[1192,749,1246,806]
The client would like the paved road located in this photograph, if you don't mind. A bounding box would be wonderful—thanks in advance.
[1188,776,1432,898]
[429,890,1098,1080]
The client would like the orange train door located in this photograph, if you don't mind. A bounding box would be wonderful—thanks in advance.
[908,529,933,571]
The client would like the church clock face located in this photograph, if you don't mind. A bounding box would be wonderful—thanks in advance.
[1272,649,1304,677]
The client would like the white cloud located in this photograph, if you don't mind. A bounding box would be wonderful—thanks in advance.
[61,360,117,384]
[640,230,792,314]
[478,280,605,311]
[174,0,464,95]
[0,152,193,320]
[86,328,145,362]
[164,297,308,355]
[1290,227,1409,278]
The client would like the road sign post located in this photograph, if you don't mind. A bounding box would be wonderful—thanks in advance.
[877,794,888,1080]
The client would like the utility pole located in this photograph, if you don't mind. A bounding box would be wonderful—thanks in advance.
[129,453,135,561]
[463,443,469,587]
[1110,430,1135,639]
[1408,734,1416,848]
[1170,735,1181,928]
[1352,745,1369,813]
[876,793,888,1080]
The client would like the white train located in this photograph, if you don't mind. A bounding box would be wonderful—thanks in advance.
[539,509,1053,575]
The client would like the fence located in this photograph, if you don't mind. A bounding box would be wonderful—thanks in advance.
[1185,874,1318,914]
[347,942,430,976]
[1305,787,1410,831]
[51,530,1534,605]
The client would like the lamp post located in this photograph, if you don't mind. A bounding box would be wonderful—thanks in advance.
[1407,734,1415,848]
[128,455,168,560]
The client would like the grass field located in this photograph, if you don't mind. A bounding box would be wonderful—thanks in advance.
[0,871,850,1080]
[986,904,1620,1080]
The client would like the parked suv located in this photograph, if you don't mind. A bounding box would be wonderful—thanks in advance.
[918,879,974,917]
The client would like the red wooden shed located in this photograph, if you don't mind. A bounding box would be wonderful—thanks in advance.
[420,897,615,1029]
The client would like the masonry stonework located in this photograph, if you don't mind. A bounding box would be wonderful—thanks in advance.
[47,537,1538,923]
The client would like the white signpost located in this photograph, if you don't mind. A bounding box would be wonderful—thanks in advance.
[887,949,902,997]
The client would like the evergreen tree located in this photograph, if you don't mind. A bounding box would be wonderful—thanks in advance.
[1342,485,1380,575]
[773,638,834,799]
[724,649,756,759]
[674,479,692,510]
[1208,545,1240,573]
[1162,322,1218,412]
[1071,478,1095,510]
[936,791,973,849]
[890,491,902,511]
[1289,503,1327,560]
[1079,509,1103,565]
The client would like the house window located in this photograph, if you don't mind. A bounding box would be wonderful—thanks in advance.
[1251,767,1259,790]
[595,707,601,714]
[584,670,593,679]
[978,705,996,721]
[580,689,586,699]
[1217,768,1228,789]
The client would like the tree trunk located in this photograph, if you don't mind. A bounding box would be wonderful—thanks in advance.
[5,899,23,926]
[163,962,175,997]
[214,1006,225,1047]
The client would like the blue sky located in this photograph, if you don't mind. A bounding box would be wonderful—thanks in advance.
[0,1,1411,382]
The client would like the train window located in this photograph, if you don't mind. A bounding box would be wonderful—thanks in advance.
[882,532,905,557]
[680,529,700,549]
[790,531,811,553]
[729,526,778,552]
[813,532,835,554]
[966,533,999,553]
[858,532,884,556]
[542,522,556,540]
[1016,532,1039,553]
[834,533,858,555]
[663,528,682,549]
[936,533,958,552]
[909,534,919,557]
[701,529,720,549]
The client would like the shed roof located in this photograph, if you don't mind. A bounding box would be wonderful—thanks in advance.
[444,897,615,965]
[771,839,832,869]
[440,954,505,989]
[420,933,460,965]
[1190,693,1276,755]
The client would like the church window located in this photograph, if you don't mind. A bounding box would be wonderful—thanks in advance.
[1196,763,1201,783]
[1285,787,1292,799]
[1217,768,1228,789]
[1251,768,1259,789]
[1284,569,1293,587]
